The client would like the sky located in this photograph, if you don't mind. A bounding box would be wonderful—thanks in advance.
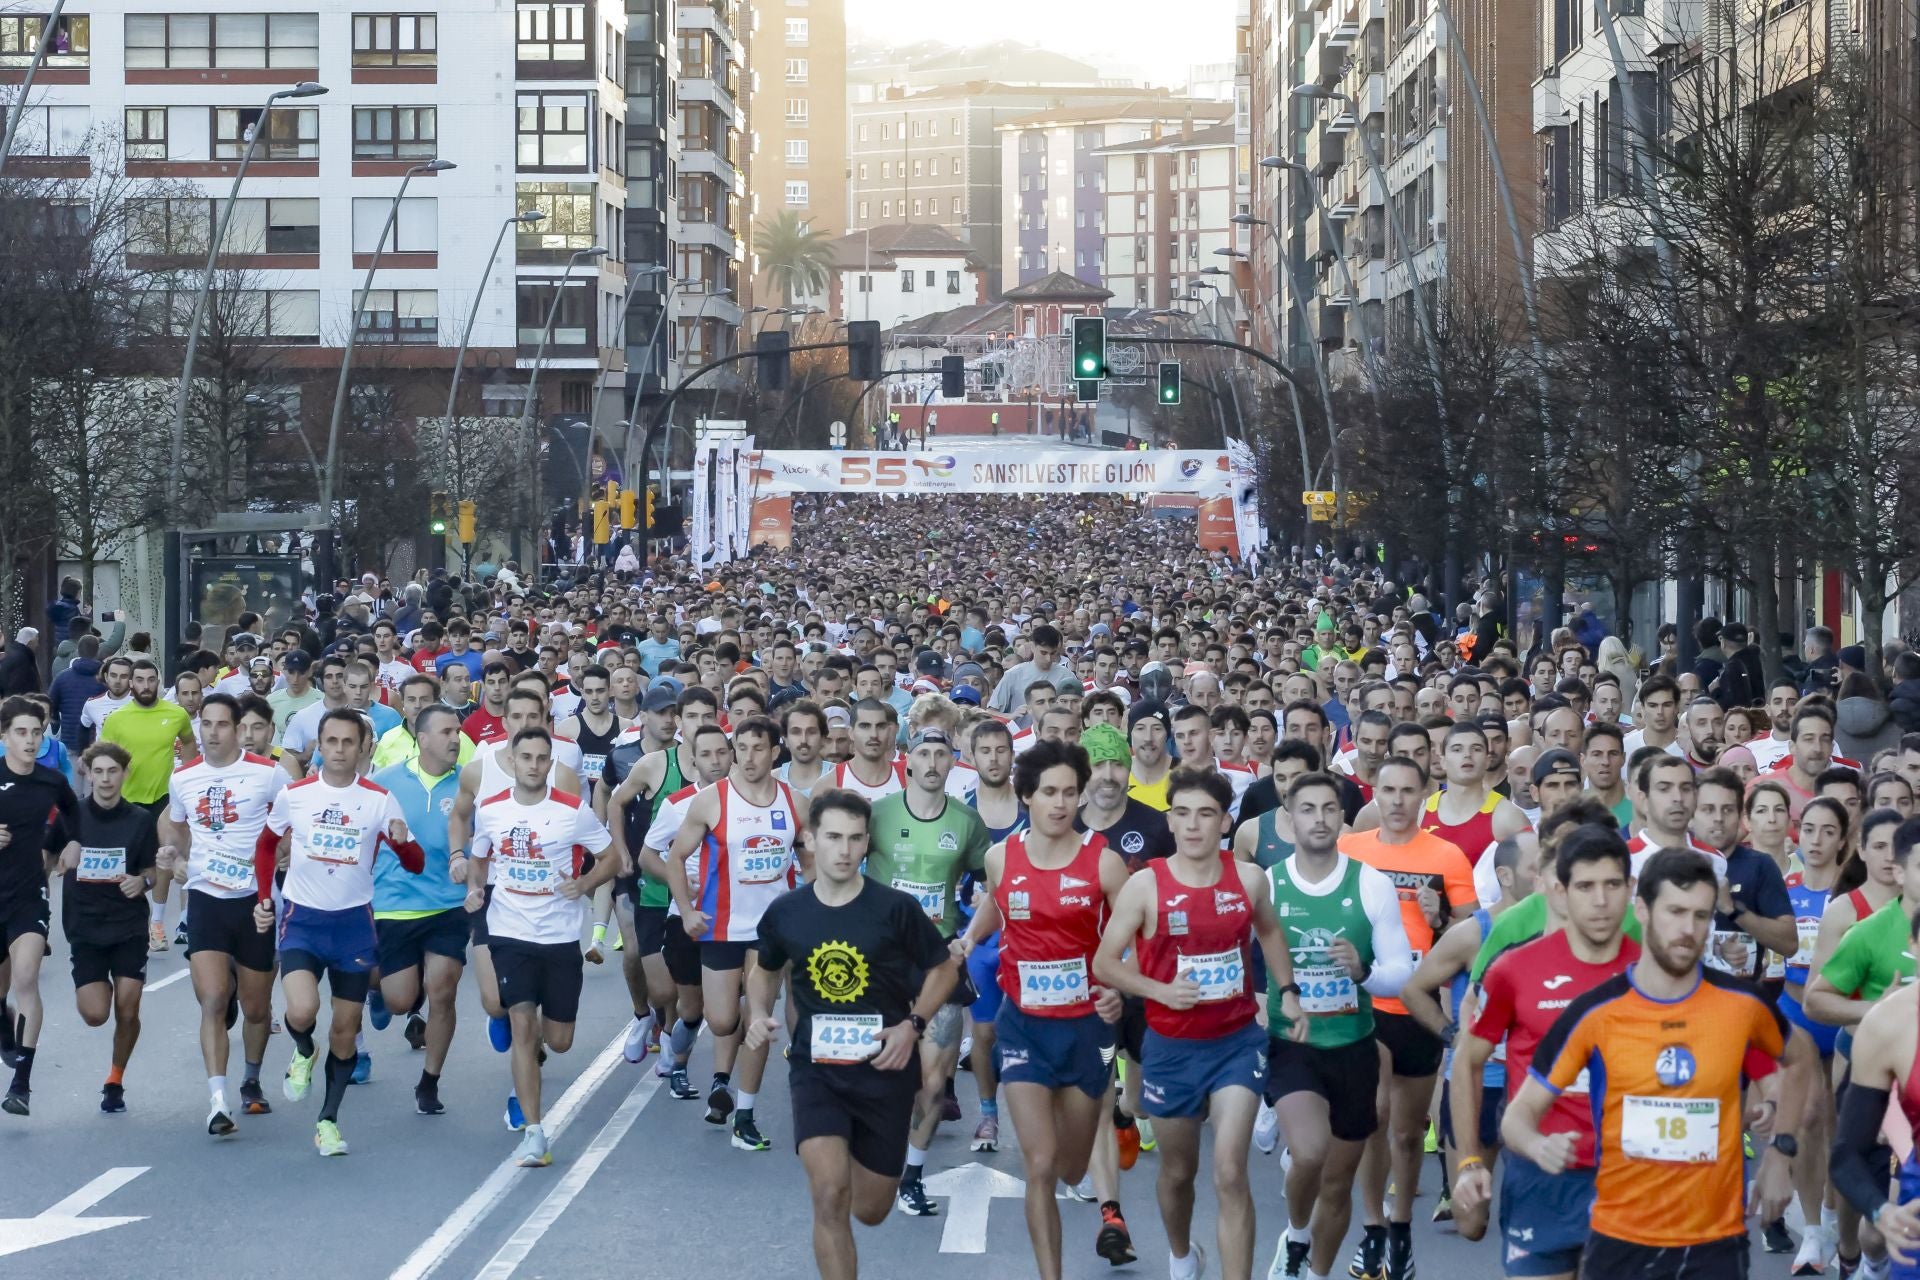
[844,0,1237,90]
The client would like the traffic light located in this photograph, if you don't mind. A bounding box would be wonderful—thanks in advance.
[604,479,618,506]
[757,330,791,391]
[940,354,964,398]
[1071,315,1106,380]
[457,499,476,544]
[1158,360,1182,405]
[428,490,448,535]
[619,488,637,529]
[1076,378,1100,403]
[592,499,612,546]
[644,487,657,529]
[847,320,882,381]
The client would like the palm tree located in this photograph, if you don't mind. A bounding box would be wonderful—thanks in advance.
[755,211,835,306]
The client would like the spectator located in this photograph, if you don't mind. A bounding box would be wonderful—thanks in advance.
[1597,635,1641,710]
[1571,601,1608,653]
[1700,619,1763,711]
[0,625,39,695]
[1890,650,1920,733]
[46,634,104,755]
[51,613,126,680]
[46,575,83,640]
[1836,671,1903,762]
[1801,624,1840,694]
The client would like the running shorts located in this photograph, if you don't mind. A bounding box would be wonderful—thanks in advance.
[788,1056,917,1178]
[966,930,1003,1022]
[1779,986,1840,1058]
[994,1003,1113,1099]
[278,901,379,1003]
[632,904,669,958]
[376,910,468,975]
[1140,1020,1267,1119]
[69,934,148,988]
[1580,1232,1748,1280]
[0,889,49,950]
[491,938,584,1022]
[186,889,276,972]
[1501,1156,1595,1277]
[1374,1010,1445,1078]
[1265,1034,1380,1142]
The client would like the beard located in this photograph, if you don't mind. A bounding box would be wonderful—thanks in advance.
[131,689,157,706]
[1646,929,1701,978]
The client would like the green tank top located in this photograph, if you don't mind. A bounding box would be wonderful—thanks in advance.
[864,792,990,936]
[1251,809,1296,871]
[636,747,687,909]
[1268,855,1375,1048]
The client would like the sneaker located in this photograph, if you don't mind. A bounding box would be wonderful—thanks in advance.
[239,1080,271,1115]
[939,1089,963,1122]
[351,1051,372,1085]
[1349,1228,1386,1280]
[667,1068,698,1100]
[100,1083,126,1114]
[515,1125,551,1168]
[971,1114,999,1152]
[206,1094,234,1135]
[1,1086,27,1117]
[1764,1218,1797,1255]
[584,938,605,965]
[313,1118,348,1157]
[1096,1203,1137,1266]
[284,1048,316,1102]
[896,1175,938,1217]
[415,1083,444,1116]
[1792,1233,1826,1276]
[1181,1244,1209,1279]
[488,1014,512,1054]
[403,1013,427,1052]
[1272,1238,1312,1279]
[367,988,391,1031]
[1254,1101,1279,1155]
[1063,1174,1097,1202]
[174,919,189,946]
[271,1015,282,1036]
[623,1015,654,1065]
[1137,1116,1157,1152]
[1860,1254,1892,1280]
[1386,1232,1415,1280]
[1422,1120,1438,1154]
[731,1114,771,1152]
[1431,1195,1452,1224]
[704,1080,735,1126]
[504,1092,525,1132]
[1116,1114,1141,1170]
[148,921,169,953]
[612,931,623,952]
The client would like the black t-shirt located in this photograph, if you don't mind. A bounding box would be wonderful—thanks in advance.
[756,878,949,1071]
[0,761,79,901]
[57,797,159,944]
[1078,799,1173,873]
[1234,772,1363,835]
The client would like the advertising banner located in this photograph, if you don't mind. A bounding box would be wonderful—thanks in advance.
[748,496,794,549]
[748,449,1235,496]
[691,442,712,569]
[734,437,756,557]
[714,441,738,567]
[1196,494,1241,557]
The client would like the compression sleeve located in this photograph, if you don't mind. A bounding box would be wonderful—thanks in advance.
[253,827,281,901]
[1831,1082,1894,1221]
[1357,864,1415,998]
[385,835,426,874]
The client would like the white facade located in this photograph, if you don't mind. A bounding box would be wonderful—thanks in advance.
[841,249,978,327]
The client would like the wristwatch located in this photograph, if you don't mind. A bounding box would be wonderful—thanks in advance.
[1770,1134,1799,1159]
[1275,983,1302,999]
[907,1013,928,1035]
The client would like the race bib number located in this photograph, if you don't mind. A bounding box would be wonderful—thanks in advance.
[1705,929,1753,976]
[737,847,791,885]
[1018,957,1088,1009]
[1296,962,1358,1015]
[500,857,559,896]
[1789,916,1821,969]
[1621,1096,1719,1163]
[1764,950,1786,981]
[1177,948,1245,1002]
[809,1013,883,1065]
[202,852,254,893]
[581,754,606,782]
[77,846,126,883]
[304,825,365,866]
[891,876,946,924]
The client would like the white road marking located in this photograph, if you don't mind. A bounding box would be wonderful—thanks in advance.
[145,968,191,993]
[0,1167,148,1259]
[920,1161,1034,1254]
[470,1065,667,1279]
[384,1029,635,1280]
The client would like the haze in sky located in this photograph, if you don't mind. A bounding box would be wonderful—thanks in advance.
[845,0,1237,90]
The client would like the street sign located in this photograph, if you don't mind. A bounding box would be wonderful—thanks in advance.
[1302,491,1337,507]
[829,420,847,449]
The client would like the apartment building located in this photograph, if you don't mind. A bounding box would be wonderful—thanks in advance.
[673,0,745,361]
[1096,121,1243,313]
[997,97,1231,289]
[622,0,676,408]
[746,0,845,292]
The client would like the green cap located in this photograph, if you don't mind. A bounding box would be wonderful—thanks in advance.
[1080,723,1131,767]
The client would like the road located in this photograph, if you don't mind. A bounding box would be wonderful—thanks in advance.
[1,931,1815,1279]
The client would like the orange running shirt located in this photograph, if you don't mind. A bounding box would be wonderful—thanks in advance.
[1530,965,1790,1249]
[1339,828,1476,1016]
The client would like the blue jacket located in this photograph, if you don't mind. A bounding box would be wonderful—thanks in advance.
[47,656,104,753]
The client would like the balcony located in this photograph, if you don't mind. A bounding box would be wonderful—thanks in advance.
[678,74,737,118]
[1306,121,1344,175]
[677,146,739,188]
[677,218,740,257]
[1534,69,1569,131]
[1348,70,1386,120]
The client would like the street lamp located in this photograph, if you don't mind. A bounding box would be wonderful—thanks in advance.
[0,0,68,178]
[445,208,546,442]
[1230,209,1342,505]
[1262,155,1390,393]
[520,244,610,433]
[317,156,455,582]
[168,79,329,516]
[621,275,693,483]
[580,262,671,517]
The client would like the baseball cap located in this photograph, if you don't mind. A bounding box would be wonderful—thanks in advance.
[950,685,982,706]
[651,675,684,699]
[914,650,947,678]
[907,727,952,753]
[1530,748,1582,787]
[281,650,313,673]
[824,706,852,729]
[247,656,272,672]
[1127,699,1171,734]
[642,686,679,712]
[1080,723,1130,767]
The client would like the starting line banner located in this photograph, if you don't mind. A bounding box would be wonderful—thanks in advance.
[749,449,1236,496]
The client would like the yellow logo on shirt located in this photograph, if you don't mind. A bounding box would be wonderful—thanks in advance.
[807,940,869,1003]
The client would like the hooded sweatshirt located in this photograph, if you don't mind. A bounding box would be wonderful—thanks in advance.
[1837,695,1903,764]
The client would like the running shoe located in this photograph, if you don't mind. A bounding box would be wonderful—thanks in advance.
[731,1115,771,1152]
[404,1013,428,1052]
[1182,1244,1209,1278]
[313,1119,348,1157]
[515,1125,551,1167]
[148,920,169,953]
[504,1092,525,1132]
[1096,1203,1137,1266]
[1138,1116,1157,1152]
[1115,1114,1141,1170]
[352,1051,372,1085]
[367,989,391,1031]
[623,1014,654,1065]
[173,919,189,946]
[1254,1101,1279,1155]
[1792,1229,1827,1276]
[284,1048,316,1102]
[1422,1120,1438,1154]
[1063,1174,1097,1202]
[1271,1238,1312,1279]
[488,1014,512,1053]
[415,1082,444,1116]
[896,1176,938,1217]
[4,1086,31,1118]
[584,937,605,965]
[940,1092,963,1122]
[206,1094,234,1135]
[1386,1233,1415,1280]
[704,1080,735,1126]
[611,931,623,952]
[100,1083,126,1114]
[1763,1217,1796,1255]
[1430,1195,1452,1224]
[1349,1227,1386,1280]
[1860,1254,1892,1280]
[239,1080,271,1115]
[971,1114,999,1152]
[667,1068,698,1100]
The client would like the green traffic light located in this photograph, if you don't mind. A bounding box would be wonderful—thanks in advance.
[430,519,447,534]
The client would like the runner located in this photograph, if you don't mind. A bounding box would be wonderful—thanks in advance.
[161,693,286,1134]
[557,664,628,963]
[600,683,687,1064]
[1259,770,1414,1280]
[98,659,196,952]
[1094,766,1303,1280]
[828,699,906,801]
[53,742,159,1113]
[963,715,1025,1154]
[1419,722,1529,868]
[464,727,617,1167]
[744,788,959,1280]
[957,739,1131,1280]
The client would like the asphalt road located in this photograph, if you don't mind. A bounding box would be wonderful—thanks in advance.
[0,916,1817,1279]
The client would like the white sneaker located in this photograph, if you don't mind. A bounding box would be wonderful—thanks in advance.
[1062,1173,1096,1202]
[1254,1100,1279,1154]
[206,1094,236,1137]
[622,1014,653,1065]
[1859,1254,1892,1280]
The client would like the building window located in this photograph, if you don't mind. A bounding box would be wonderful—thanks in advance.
[0,14,88,67]
[929,157,940,176]
[785,97,808,126]
[856,162,867,180]
[785,180,808,205]
[784,58,807,82]
[352,13,437,66]
[900,270,915,292]
[880,123,891,141]
[857,123,868,141]
[881,160,890,178]
[517,92,592,168]
[517,181,595,253]
[787,139,809,166]
[516,278,594,347]
[912,199,922,216]
[352,106,436,159]
[517,3,587,61]
[213,106,318,159]
[128,197,209,255]
[857,201,869,219]
[879,200,891,218]
[10,105,88,156]
[142,288,319,343]
[125,108,168,159]
[224,197,320,253]
[951,196,961,215]
[946,270,960,293]
[785,17,808,42]
[912,159,922,177]
[857,275,871,292]
[125,12,319,69]
[912,120,922,138]
[351,196,437,253]
[929,120,939,137]
[924,269,935,286]
[951,115,960,135]
[356,289,438,343]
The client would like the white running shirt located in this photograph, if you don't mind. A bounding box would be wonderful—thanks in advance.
[169,752,288,899]
[267,774,405,911]
[472,786,612,945]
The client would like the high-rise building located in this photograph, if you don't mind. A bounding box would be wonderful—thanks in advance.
[622,0,678,416]
[673,0,747,362]
[746,0,846,304]
[1095,120,1243,313]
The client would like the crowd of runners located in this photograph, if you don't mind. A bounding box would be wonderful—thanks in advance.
[6,491,1919,1279]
